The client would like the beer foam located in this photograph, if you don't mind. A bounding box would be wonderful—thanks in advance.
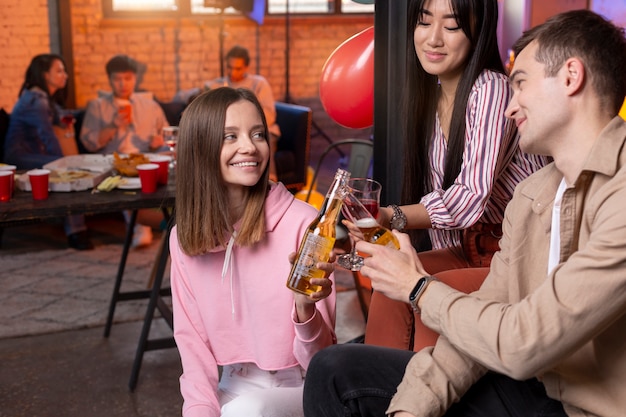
[355,218,377,228]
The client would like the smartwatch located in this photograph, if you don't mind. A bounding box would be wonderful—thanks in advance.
[388,204,407,231]
[408,276,437,314]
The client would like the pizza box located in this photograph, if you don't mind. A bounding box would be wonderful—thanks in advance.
[15,154,113,192]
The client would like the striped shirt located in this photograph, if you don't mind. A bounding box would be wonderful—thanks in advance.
[420,70,549,250]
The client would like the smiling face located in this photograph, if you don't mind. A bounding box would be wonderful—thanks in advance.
[506,41,567,156]
[109,71,136,100]
[413,0,472,83]
[220,99,269,199]
[44,59,68,96]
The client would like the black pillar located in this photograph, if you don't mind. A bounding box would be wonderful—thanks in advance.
[54,0,76,108]
[373,0,408,205]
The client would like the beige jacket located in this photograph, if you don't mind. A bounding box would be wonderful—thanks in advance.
[388,117,626,417]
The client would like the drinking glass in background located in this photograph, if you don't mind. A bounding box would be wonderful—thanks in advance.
[337,178,382,271]
[59,110,76,139]
[55,110,80,155]
[162,126,179,168]
[113,98,132,126]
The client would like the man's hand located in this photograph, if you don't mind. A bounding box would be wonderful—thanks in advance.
[356,231,429,302]
[150,134,165,151]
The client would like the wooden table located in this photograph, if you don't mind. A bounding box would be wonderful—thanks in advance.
[0,181,176,391]
[0,181,174,223]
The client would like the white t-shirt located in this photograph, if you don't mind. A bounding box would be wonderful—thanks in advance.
[548,178,568,274]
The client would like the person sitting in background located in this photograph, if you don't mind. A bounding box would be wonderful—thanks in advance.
[3,53,93,250]
[80,54,168,155]
[171,87,336,417]
[4,54,66,169]
[205,46,281,183]
[80,54,169,248]
[303,9,626,417]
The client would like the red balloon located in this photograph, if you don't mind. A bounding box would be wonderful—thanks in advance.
[320,26,374,129]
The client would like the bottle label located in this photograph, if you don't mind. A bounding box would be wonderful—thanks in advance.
[293,233,335,278]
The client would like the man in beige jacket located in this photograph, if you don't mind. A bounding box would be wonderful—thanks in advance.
[303,9,626,417]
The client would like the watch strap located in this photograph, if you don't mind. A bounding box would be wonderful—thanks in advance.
[409,275,437,314]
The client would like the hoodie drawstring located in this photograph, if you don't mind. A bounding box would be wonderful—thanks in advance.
[221,232,237,317]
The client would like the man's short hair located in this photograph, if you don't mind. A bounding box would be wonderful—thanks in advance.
[225,46,250,66]
[513,10,626,115]
[106,55,138,77]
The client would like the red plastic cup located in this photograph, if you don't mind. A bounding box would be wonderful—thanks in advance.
[0,171,13,202]
[28,169,51,200]
[114,98,132,125]
[148,155,170,185]
[0,164,16,198]
[118,105,132,123]
[136,163,159,193]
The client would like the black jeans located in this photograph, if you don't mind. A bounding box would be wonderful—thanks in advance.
[303,344,567,417]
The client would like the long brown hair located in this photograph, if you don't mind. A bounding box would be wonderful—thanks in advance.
[175,87,270,255]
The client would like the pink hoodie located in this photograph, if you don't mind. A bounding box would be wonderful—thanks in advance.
[170,183,337,417]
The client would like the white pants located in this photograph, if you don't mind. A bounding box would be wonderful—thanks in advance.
[218,363,305,417]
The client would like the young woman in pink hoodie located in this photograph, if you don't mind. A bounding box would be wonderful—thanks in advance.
[170,87,336,417]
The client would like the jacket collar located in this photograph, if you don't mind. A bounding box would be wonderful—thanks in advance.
[577,117,626,180]
[521,116,626,224]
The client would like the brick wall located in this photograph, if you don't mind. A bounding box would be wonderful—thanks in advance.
[0,0,374,142]
[70,2,374,141]
[0,0,51,111]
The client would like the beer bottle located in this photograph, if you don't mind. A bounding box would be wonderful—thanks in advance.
[286,168,351,295]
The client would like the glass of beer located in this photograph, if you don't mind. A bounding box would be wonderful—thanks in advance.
[338,183,399,271]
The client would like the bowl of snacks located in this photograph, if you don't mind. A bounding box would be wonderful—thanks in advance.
[112,152,150,177]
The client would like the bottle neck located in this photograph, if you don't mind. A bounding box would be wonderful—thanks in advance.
[318,170,350,216]
[325,170,349,199]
